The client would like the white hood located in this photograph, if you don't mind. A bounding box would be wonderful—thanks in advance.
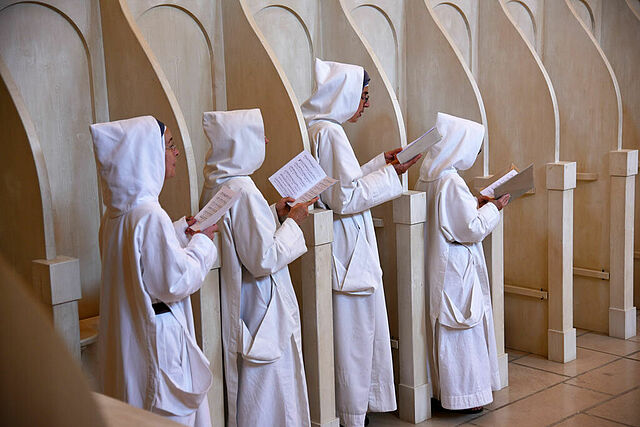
[301,58,364,125]
[418,112,485,182]
[202,109,266,190]
[90,116,164,217]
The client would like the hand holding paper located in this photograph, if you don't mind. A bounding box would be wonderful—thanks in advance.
[479,164,535,204]
[396,126,442,164]
[190,186,241,232]
[269,150,337,206]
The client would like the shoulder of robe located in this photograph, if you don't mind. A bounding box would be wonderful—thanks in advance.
[438,173,476,207]
[225,178,268,215]
[316,122,347,144]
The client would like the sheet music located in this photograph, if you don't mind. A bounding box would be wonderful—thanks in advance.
[494,164,534,201]
[480,169,518,198]
[269,150,337,205]
[396,126,442,164]
[191,186,240,231]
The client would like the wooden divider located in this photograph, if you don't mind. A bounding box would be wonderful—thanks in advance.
[0,0,108,320]
[127,0,227,196]
[99,0,196,218]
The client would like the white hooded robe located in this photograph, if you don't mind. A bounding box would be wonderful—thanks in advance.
[301,58,402,427]
[91,116,217,426]
[199,109,311,427]
[415,112,501,410]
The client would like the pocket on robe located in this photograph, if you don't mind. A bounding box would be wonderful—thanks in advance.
[332,226,382,295]
[238,277,295,364]
[438,247,485,329]
[154,312,213,416]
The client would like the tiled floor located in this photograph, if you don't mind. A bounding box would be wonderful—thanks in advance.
[369,314,640,426]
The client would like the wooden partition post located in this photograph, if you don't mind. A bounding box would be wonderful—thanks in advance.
[474,176,507,388]
[32,256,82,360]
[393,191,430,423]
[547,162,577,362]
[609,150,638,339]
[299,209,339,427]
[191,233,224,427]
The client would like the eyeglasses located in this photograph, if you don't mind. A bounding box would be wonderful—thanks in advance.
[361,93,369,103]
[166,142,179,155]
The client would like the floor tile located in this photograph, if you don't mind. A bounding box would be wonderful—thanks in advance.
[587,388,640,426]
[576,328,590,337]
[506,348,529,362]
[513,347,619,377]
[627,351,640,361]
[577,332,640,356]
[566,358,640,395]
[368,410,483,427]
[470,384,608,427]
[486,363,565,410]
[554,413,625,427]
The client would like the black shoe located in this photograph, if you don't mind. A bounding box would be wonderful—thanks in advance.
[365,415,369,425]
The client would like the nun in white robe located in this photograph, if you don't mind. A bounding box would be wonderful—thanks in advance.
[199,109,311,427]
[301,58,402,427]
[415,113,502,410]
[91,116,217,427]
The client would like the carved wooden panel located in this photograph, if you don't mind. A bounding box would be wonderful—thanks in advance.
[0,1,108,318]
[130,1,220,196]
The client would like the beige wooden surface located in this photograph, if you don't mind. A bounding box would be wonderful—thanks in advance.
[598,0,640,309]
[128,0,227,197]
[99,0,197,219]
[0,0,108,319]
[475,0,561,356]
[0,59,54,288]
[541,0,622,333]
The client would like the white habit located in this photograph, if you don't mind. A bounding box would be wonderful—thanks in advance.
[91,116,217,427]
[301,58,402,427]
[415,112,501,410]
[200,109,311,427]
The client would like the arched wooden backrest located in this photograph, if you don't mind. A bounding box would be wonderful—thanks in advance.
[127,1,227,197]
[0,60,55,282]
[427,0,488,186]
[221,0,309,203]
[406,1,488,187]
[599,0,640,309]
[99,0,197,218]
[543,0,623,333]
[476,0,560,356]
[0,1,107,318]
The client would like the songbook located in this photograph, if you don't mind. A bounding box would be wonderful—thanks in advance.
[396,126,442,164]
[269,150,337,206]
[480,164,535,201]
[191,186,240,231]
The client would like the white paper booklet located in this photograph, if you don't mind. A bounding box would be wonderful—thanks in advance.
[480,169,518,198]
[396,126,443,164]
[269,150,337,205]
[191,186,240,231]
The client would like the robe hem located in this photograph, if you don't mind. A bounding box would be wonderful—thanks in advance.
[441,389,493,410]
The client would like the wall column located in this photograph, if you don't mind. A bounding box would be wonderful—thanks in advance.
[609,150,638,339]
[191,233,224,427]
[32,256,82,360]
[393,191,430,422]
[546,162,577,362]
[300,209,339,427]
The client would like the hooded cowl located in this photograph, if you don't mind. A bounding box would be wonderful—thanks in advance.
[90,116,165,217]
[301,58,364,126]
[418,112,484,182]
[201,109,266,193]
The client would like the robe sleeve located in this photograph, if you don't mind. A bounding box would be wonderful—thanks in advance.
[140,210,217,303]
[172,216,190,248]
[360,152,387,176]
[316,126,402,215]
[232,189,307,278]
[438,175,500,244]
